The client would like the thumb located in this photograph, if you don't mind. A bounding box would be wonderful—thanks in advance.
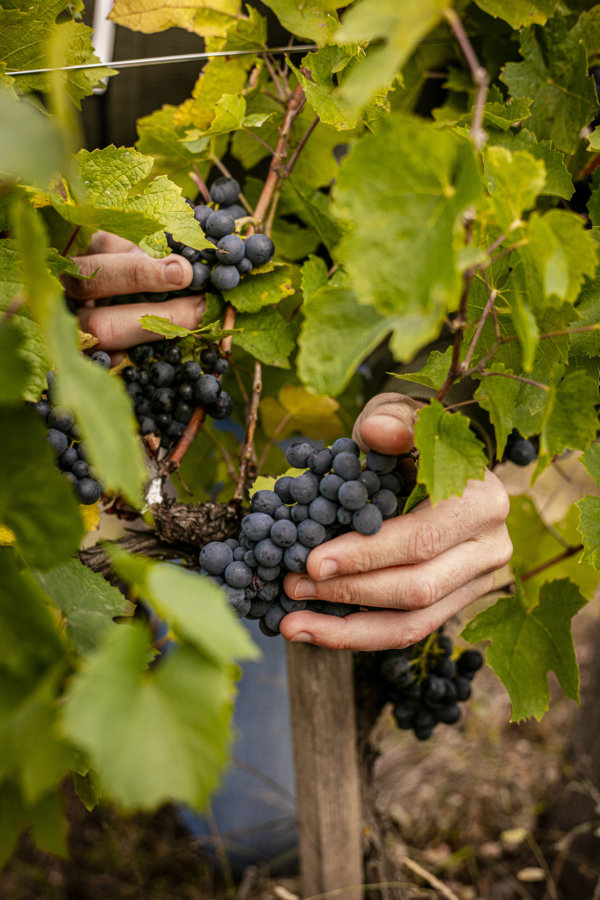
[352,392,421,455]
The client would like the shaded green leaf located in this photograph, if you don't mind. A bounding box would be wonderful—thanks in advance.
[580,443,600,485]
[393,347,453,391]
[232,308,297,369]
[261,0,341,46]
[0,93,65,188]
[462,579,586,721]
[260,384,344,441]
[473,0,557,29]
[577,496,600,570]
[535,369,599,477]
[488,129,573,200]
[474,365,521,459]
[414,401,488,505]
[0,321,30,403]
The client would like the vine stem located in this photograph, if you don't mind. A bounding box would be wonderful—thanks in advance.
[61,224,81,257]
[233,359,263,503]
[443,9,489,150]
[436,217,475,403]
[282,114,320,178]
[494,544,583,595]
[461,284,498,370]
[190,165,211,203]
[471,369,549,391]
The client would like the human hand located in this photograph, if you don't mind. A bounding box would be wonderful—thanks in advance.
[280,393,512,651]
[64,232,204,359]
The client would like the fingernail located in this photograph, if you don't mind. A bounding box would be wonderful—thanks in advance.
[319,559,338,579]
[294,577,316,599]
[164,259,185,285]
[290,632,314,643]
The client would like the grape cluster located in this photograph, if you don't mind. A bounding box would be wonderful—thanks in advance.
[199,437,407,634]
[167,177,275,293]
[122,341,232,450]
[33,350,109,505]
[505,429,538,466]
[362,633,484,741]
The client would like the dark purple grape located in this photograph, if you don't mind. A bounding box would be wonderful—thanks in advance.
[193,374,221,405]
[211,264,240,292]
[216,234,245,265]
[205,210,236,239]
[91,350,111,368]
[251,490,281,515]
[244,233,274,266]
[283,542,310,573]
[209,177,240,207]
[200,541,234,575]
[338,480,368,511]
[76,477,102,505]
[297,519,326,548]
[206,390,233,419]
[352,504,383,535]
[332,451,361,481]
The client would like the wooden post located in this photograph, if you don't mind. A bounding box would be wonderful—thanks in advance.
[287,642,364,900]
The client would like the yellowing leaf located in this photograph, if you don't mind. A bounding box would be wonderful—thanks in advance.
[109,0,243,38]
[261,384,343,441]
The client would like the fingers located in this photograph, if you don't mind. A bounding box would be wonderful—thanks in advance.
[297,469,510,582]
[78,296,206,350]
[352,392,421,454]
[279,572,496,652]
[64,251,193,301]
[283,529,512,609]
[86,231,141,255]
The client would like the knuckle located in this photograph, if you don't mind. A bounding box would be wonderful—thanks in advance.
[409,522,446,563]
[496,529,513,568]
[407,577,437,610]
[484,473,511,523]
[130,256,154,291]
[397,622,432,650]
[78,308,116,348]
[66,269,97,301]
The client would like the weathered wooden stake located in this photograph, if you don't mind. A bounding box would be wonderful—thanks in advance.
[287,642,364,900]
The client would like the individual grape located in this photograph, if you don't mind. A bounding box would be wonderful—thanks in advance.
[244,233,275,266]
[280,595,308,613]
[205,209,236,239]
[193,204,212,228]
[224,538,239,550]
[307,496,338,525]
[200,238,218,261]
[128,344,153,366]
[58,447,79,470]
[190,261,211,291]
[206,390,233,420]
[47,428,69,456]
[178,361,202,383]
[289,472,320,504]
[221,204,246,221]
[178,383,194,402]
[434,657,456,679]
[297,519,326,548]
[435,704,461,725]
[135,397,153,417]
[165,346,182,366]
[393,702,415,730]
[379,471,404,493]
[63,471,78,488]
[126,382,143,401]
[457,649,484,676]
[233,546,246,561]
[156,413,172,430]
[338,480,368,511]
[47,407,74,433]
[181,246,200,263]
[372,489,398,518]
[507,438,537,466]
[243,549,257,568]
[270,519,297,548]
[337,506,352,526]
[331,437,360,457]
[173,402,194,424]
[274,504,292,520]
[254,539,283,567]
[358,469,380,496]
[138,416,157,435]
[193,374,221,405]
[34,399,51,419]
[241,512,275,542]
[332,451,361,481]
[224,560,254,589]
[352,504,383,535]
[380,653,411,685]
[200,541,234,575]
[257,581,280,602]
[166,232,185,253]
[213,357,229,375]
[308,448,333,476]
[149,361,176,387]
[211,265,241,292]
[72,460,89,479]
[91,350,111,368]
[285,440,314,469]
[223,584,251,617]
[256,564,280,582]
[210,176,240,207]
[121,366,138,384]
[251,490,281,515]
[76,477,102,505]
[365,449,397,475]
[274,475,294,504]
[216,234,245,265]
[262,601,287,635]
[166,420,185,439]
[237,257,253,275]
[319,473,344,501]
[283,542,310,573]
[453,677,471,702]
[152,388,176,413]
[200,348,218,369]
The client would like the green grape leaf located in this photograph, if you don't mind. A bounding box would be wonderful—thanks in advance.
[13,203,147,507]
[72,768,101,812]
[473,0,557,29]
[232,308,297,369]
[0,782,28,868]
[501,24,597,153]
[332,115,481,361]
[109,550,259,666]
[226,265,295,313]
[393,347,453,391]
[29,788,68,859]
[300,255,329,302]
[34,559,130,656]
[288,50,358,130]
[580,443,600,485]
[569,278,600,361]
[109,0,243,38]
[0,93,66,189]
[488,129,573,200]
[402,483,428,515]
[139,314,197,339]
[261,384,344,441]
[0,7,114,107]
[61,619,239,812]
[261,0,340,45]
[0,321,30,402]
[0,407,83,569]
[414,401,488,505]
[298,285,390,396]
[474,365,521,459]
[136,106,201,196]
[333,0,447,113]
[481,97,533,130]
[287,181,343,252]
[271,218,320,262]
[577,496,600,570]
[535,369,599,477]
[482,145,546,232]
[187,92,246,137]
[174,56,250,132]
[463,578,586,722]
